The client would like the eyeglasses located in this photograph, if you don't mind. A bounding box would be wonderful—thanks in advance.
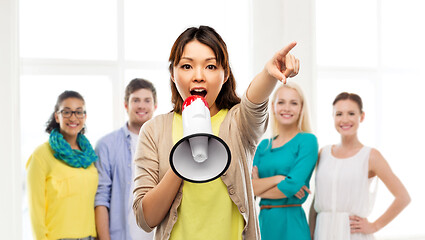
[58,109,86,119]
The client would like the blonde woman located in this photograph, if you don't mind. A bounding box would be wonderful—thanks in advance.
[252,82,318,240]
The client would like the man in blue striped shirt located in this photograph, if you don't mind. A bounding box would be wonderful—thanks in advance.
[94,78,157,240]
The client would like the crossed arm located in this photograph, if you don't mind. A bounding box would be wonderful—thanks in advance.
[251,166,310,200]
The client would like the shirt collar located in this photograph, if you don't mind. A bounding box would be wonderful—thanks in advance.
[124,122,141,139]
[123,122,131,138]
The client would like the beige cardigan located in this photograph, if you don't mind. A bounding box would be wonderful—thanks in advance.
[133,94,268,240]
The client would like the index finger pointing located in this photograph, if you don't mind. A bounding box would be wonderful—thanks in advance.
[276,42,297,58]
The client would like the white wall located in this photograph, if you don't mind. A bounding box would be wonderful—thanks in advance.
[0,0,21,238]
[252,0,317,131]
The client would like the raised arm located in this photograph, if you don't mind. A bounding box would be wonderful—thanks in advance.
[350,149,411,234]
[246,42,299,104]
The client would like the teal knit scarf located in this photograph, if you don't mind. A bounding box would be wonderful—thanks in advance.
[49,128,98,168]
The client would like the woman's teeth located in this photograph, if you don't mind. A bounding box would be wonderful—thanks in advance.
[190,89,207,98]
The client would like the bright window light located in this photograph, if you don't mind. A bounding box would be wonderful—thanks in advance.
[19,0,117,60]
[316,0,425,238]
[316,0,378,68]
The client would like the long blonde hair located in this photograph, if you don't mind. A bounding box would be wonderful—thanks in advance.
[270,82,312,136]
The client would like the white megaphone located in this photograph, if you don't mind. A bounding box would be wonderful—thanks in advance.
[169,95,231,183]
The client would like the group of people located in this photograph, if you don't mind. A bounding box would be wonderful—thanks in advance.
[26,78,158,240]
[252,86,411,240]
[26,25,410,240]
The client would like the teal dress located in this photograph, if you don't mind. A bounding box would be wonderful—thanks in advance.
[253,133,318,240]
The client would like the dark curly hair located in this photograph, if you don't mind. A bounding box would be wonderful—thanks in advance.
[45,90,86,134]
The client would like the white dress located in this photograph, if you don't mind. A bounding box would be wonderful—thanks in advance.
[314,145,377,240]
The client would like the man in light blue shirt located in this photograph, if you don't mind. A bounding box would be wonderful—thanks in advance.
[95,78,157,240]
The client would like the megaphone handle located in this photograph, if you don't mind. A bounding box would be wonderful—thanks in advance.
[188,136,208,163]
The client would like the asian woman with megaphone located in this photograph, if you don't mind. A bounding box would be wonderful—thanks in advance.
[132,25,299,240]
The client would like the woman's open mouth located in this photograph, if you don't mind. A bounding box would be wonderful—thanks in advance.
[190,88,207,99]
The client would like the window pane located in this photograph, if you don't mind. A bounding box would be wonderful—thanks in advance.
[373,72,425,238]
[316,0,378,67]
[19,0,117,60]
[124,0,252,106]
[381,0,425,69]
[125,0,226,62]
[222,0,252,97]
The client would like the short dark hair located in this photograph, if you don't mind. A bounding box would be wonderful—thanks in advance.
[168,25,240,114]
[125,78,157,105]
[45,90,86,134]
[333,92,363,113]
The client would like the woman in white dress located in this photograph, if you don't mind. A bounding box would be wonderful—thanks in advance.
[309,92,411,240]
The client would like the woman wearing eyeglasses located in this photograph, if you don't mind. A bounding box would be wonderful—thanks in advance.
[26,90,98,240]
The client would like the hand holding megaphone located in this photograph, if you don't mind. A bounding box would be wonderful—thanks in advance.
[169,96,231,183]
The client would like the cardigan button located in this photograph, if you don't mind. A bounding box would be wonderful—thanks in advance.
[229,188,235,195]
[239,206,246,213]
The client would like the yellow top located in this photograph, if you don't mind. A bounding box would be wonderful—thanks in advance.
[170,109,244,240]
[26,142,98,240]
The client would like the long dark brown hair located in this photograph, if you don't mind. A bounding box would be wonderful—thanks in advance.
[168,26,240,114]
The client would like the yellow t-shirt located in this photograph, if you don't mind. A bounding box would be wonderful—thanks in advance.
[170,109,244,240]
[26,142,98,240]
